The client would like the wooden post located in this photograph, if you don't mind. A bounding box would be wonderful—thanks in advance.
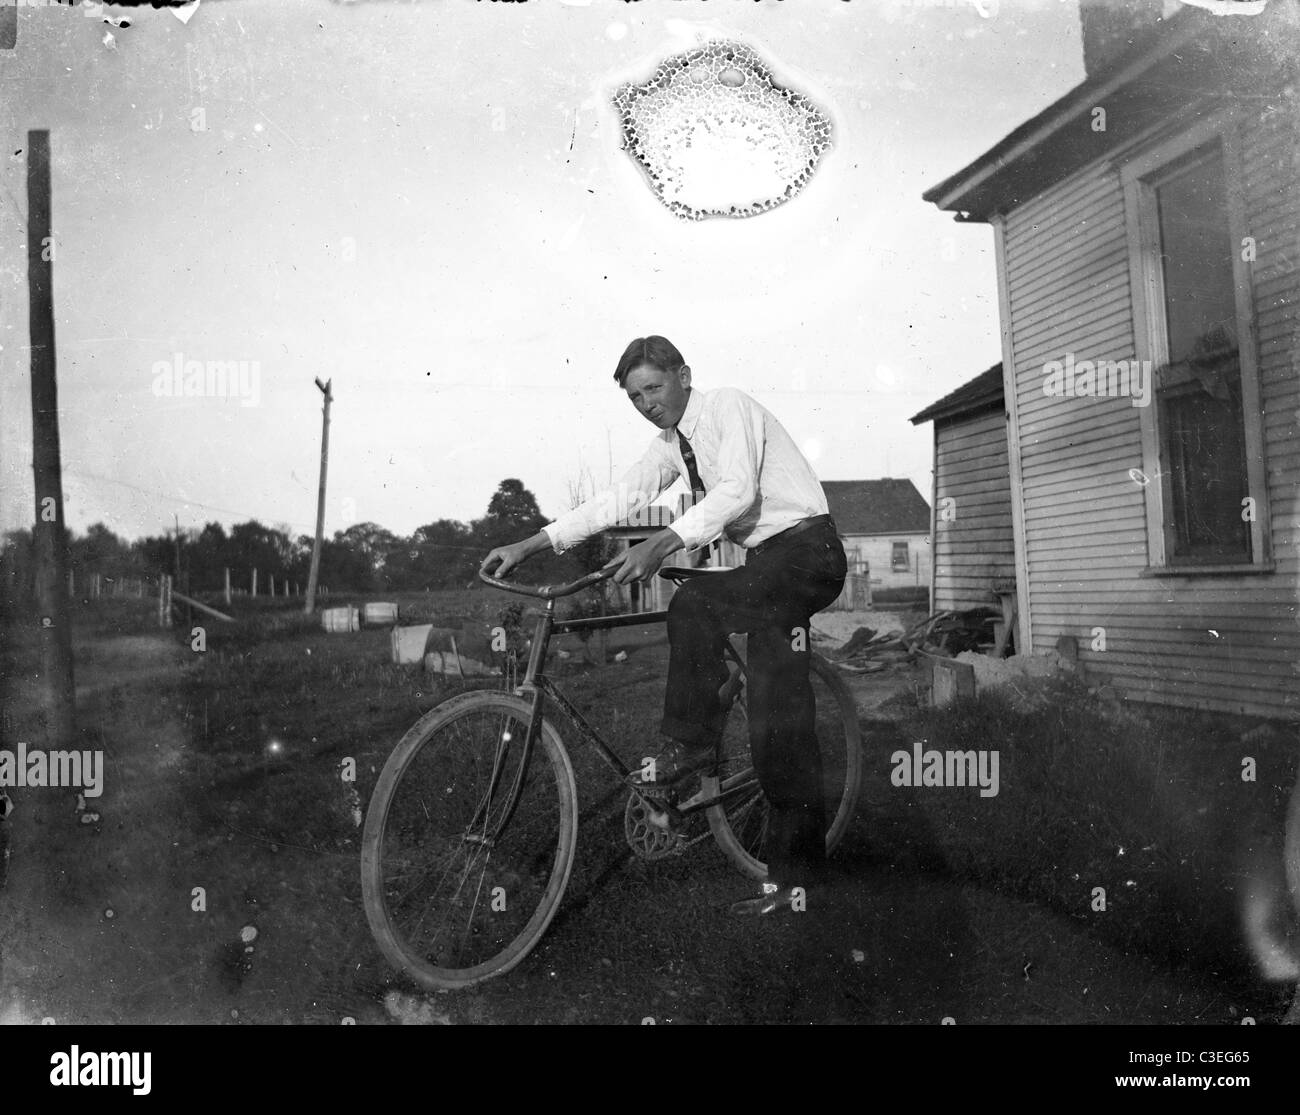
[270,574,275,597]
[26,129,75,748]
[158,577,165,627]
[304,377,333,615]
[169,588,236,624]
[251,568,258,597]
[224,566,231,606]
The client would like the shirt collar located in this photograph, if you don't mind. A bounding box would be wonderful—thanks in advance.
[675,387,705,440]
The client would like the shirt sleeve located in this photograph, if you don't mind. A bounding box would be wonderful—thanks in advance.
[542,436,681,554]
[666,389,764,552]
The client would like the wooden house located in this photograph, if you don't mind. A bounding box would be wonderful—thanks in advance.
[923,0,1299,719]
[821,479,932,592]
[910,365,1017,615]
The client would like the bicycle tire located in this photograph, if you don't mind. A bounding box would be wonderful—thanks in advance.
[707,653,863,880]
[360,690,578,990]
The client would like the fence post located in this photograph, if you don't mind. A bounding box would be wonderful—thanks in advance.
[251,568,258,597]
[224,567,231,606]
[270,574,276,597]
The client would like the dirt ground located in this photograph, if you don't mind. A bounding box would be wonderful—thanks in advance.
[0,601,1287,1025]
[810,607,909,645]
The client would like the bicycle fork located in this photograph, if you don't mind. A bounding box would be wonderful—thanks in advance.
[463,600,561,845]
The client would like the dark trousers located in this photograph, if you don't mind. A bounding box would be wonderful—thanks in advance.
[660,521,847,885]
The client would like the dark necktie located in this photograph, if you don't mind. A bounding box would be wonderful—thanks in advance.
[677,430,705,494]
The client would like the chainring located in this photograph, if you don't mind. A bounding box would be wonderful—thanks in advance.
[623,789,716,860]
[624,792,683,860]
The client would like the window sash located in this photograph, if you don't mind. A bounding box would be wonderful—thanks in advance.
[1121,113,1270,572]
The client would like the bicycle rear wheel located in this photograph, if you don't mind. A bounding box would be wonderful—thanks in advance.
[707,654,862,879]
[360,690,578,990]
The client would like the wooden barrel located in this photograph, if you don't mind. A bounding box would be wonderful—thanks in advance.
[363,601,398,626]
[321,606,360,633]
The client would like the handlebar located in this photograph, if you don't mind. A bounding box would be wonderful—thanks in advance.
[478,566,617,599]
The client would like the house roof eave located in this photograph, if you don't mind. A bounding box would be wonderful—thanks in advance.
[922,5,1296,222]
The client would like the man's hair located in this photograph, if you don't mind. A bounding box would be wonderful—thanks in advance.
[613,335,686,387]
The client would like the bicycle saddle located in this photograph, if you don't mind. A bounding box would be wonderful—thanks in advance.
[657,566,736,583]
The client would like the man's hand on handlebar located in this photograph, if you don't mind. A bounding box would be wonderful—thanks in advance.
[480,530,552,579]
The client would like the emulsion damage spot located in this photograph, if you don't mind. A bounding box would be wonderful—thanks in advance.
[612,41,833,221]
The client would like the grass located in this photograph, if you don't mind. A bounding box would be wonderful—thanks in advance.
[3,590,1296,1023]
[887,673,1299,990]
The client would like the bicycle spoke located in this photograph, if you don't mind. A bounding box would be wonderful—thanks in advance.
[368,698,573,979]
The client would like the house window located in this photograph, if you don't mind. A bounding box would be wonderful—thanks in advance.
[1122,119,1271,572]
[891,541,909,571]
[1153,145,1250,563]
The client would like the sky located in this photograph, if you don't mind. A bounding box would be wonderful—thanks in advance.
[0,0,1086,546]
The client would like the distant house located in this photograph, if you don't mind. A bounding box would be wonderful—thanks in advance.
[922,0,1299,719]
[605,478,931,612]
[821,479,931,592]
[910,365,1016,616]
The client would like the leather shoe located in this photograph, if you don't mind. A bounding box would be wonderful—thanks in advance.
[729,881,802,917]
[626,739,715,799]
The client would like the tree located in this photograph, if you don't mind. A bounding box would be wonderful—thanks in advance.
[334,522,401,590]
[408,519,476,589]
[472,479,556,584]
[486,478,546,530]
[226,520,296,589]
[0,528,35,615]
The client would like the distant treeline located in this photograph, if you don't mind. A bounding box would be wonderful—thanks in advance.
[1,478,614,605]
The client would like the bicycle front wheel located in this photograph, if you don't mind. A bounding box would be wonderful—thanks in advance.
[360,690,578,990]
[707,654,862,879]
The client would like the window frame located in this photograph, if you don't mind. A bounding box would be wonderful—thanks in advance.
[1120,111,1272,575]
[890,540,910,572]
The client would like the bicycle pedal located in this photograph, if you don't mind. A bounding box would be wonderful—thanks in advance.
[674,784,711,811]
[646,805,672,830]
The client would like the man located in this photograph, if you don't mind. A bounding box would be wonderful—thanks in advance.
[480,335,846,915]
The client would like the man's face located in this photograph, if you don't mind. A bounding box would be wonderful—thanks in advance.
[623,363,692,430]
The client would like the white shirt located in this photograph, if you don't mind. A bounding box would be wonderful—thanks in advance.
[543,386,829,554]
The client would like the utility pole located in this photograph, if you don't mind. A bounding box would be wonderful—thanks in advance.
[27,129,75,748]
[303,377,332,615]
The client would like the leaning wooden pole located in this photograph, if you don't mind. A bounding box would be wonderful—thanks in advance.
[169,588,235,624]
[303,377,332,615]
[27,129,76,748]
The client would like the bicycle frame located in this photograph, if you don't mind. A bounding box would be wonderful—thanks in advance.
[476,584,756,843]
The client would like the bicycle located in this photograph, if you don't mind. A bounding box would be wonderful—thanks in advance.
[360,565,863,990]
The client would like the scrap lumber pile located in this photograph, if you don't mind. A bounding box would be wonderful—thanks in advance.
[828,607,1002,673]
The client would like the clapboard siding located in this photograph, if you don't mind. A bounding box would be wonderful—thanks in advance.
[1000,98,1300,720]
[932,408,1016,611]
